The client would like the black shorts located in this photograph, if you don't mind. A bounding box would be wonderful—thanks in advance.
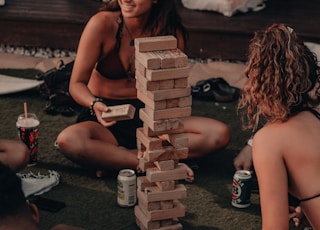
[76,98,144,149]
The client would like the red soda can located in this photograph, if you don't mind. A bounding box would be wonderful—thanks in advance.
[231,170,252,208]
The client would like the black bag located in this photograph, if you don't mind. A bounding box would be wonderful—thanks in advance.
[38,60,80,116]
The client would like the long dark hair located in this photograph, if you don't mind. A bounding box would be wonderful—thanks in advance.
[100,0,188,42]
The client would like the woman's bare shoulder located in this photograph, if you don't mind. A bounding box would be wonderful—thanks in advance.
[87,11,121,32]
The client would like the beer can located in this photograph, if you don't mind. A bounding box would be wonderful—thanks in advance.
[231,170,252,208]
[117,169,137,207]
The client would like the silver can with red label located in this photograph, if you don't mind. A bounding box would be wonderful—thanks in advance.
[117,169,137,207]
[231,170,252,208]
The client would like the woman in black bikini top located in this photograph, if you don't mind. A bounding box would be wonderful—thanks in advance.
[238,23,320,229]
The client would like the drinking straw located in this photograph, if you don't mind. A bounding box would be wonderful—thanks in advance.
[24,102,28,123]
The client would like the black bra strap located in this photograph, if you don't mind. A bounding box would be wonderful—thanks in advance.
[300,193,320,202]
[115,17,123,52]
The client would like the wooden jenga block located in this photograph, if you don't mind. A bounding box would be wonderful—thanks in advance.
[135,59,146,77]
[155,180,176,191]
[137,82,191,101]
[137,128,163,150]
[166,96,192,108]
[160,219,180,227]
[154,50,176,69]
[138,189,161,211]
[137,176,156,192]
[137,91,167,110]
[158,223,183,230]
[167,49,189,68]
[142,145,184,162]
[142,122,184,137]
[143,200,185,221]
[140,109,182,132]
[146,65,191,81]
[138,157,156,172]
[160,200,174,210]
[144,105,192,120]
[177,96,192,107]
[135,36,177,52]
[142,184,187,202]
[101,104,135,121]
[165,98,179,108]
[150,49,188,69]
[153,160,176,171]
[136,73,161,91]
[135,208,161,230]
[159,79,174,90]
[174,78,189,88]
[160,133,189,149]
[146,164,188,182]
[135,51,161,70]
[144,146,188,162]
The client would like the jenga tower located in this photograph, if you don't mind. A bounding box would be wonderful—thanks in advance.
[134,35,192,230]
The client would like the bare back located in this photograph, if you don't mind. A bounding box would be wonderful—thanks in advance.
[253,107,320,229]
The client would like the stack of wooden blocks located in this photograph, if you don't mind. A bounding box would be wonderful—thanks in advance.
[134,35,192,230]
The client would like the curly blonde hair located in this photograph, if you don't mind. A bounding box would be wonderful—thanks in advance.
[238,23,320,131]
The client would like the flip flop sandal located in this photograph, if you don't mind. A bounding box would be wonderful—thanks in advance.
[192,77,241,102]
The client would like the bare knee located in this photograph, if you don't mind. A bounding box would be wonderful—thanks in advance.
[56,129,81,158]
[0,140,29,172]
[215,123,231,149]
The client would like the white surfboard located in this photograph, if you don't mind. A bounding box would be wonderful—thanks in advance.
[0,74,43,95]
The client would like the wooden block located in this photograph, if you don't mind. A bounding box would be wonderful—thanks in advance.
[142,184,187,202]
[101,104,135,121]
[137,190,161,211]
[160,200,174,210]
[146,200,185,221]
[146,164,188,182]
[137,82,191,101]
[137,128,163,150]
[143,123,185,137]
[159,79,174,90]
[174,78,189,88]
[155,180,176,191]
[153,160,176,171]
[137,91,167,110]
[158,223,183,230]
[136,72,161,91]
[146,65,191,81]
[151,49,188,69]
[135,36,177,52]
[144,146,188,162]
[160,133,189,149]
[166,98,179,108]
[135,50,161,70]
[137,176,155,192]
[160,219,179,227]
[138,157,156,172]
[144,105,192,120]
[135,206,161,230]
[150,87,191,102]
[178,96,192,107]
[139,109,168,132]
[166,96,192,108]
[135,59,146,77]
[168,49,188,68]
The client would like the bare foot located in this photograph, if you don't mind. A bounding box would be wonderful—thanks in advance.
[178,163,194,183]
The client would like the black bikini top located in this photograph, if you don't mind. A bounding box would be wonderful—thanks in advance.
[95,17,132,80]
